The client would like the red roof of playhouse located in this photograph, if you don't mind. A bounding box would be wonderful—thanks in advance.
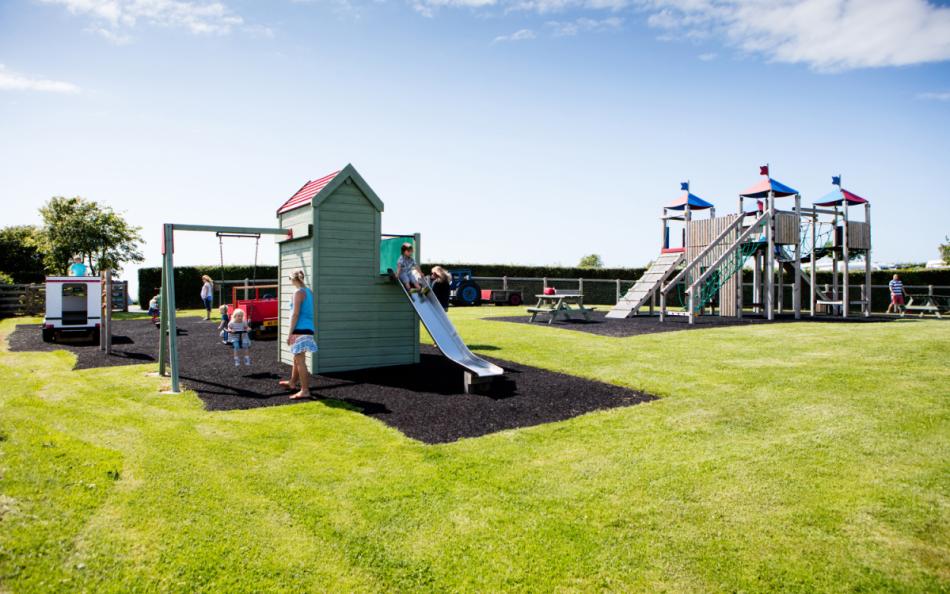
[739,177,799,198]
[814,187,869,207]
[277,170,341,214]
[666,191,714,210]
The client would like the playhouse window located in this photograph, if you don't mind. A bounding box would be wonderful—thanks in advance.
[62,284,87,298]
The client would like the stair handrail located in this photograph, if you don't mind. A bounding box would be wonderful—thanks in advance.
[687,210,771,294]
[661,212,755,295]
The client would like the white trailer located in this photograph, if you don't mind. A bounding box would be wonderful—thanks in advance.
[42,276,102,343]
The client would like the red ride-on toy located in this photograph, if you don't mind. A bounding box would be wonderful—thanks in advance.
[228,285,279,333]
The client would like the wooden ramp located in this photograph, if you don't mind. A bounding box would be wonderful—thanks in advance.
[607,251,685,319]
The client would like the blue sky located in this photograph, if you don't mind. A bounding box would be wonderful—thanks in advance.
[2,0,949,295]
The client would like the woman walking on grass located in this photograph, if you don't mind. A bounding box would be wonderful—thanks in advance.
[200,275,214,320]
[280,270,317,400]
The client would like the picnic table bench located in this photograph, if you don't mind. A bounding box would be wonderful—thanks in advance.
[527,292,596,324]
[901,293,949,319]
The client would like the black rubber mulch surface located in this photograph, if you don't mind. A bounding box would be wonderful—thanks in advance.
[8,321,162,368]
[489,310,896,338]
[8,317,655,444]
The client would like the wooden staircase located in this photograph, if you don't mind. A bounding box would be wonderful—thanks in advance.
[606,251,685,319]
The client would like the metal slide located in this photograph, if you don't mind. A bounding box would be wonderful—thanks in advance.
[607,251,685,318]
[394,277,504,379]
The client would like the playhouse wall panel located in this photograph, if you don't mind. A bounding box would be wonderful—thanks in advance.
[775,213,801,245]
[847,222,870,250]
[278,238,313,366]
[313,182,417,374]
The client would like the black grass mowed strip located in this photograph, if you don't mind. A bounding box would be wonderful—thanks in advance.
[8,317,655,444]
[488,310,896,338]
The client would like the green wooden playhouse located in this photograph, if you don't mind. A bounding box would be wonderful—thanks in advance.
[276,164,420,373]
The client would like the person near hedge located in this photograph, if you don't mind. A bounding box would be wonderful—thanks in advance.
[200,275,214,320]
[429,266,452,311]
[280,270,318,400]
[886,273,905,314]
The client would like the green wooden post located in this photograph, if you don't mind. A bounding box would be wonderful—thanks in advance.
[165,224,181,393]
[158,229,169,376]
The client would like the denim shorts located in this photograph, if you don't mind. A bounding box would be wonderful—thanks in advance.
[230,332,251,350]
[291,334,318,354]
[203,296,213,309]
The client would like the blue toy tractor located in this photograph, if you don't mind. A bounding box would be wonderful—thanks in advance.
[448,268,482,306]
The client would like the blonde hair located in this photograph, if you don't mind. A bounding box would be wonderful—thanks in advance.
[289,270,307,287]
[219,304,229,314]
[232,308,245,322]
[201,275,213,284]
[431,266,451,283]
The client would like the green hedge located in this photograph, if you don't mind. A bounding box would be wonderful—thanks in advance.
[138,266,278,309]
[140,264,950,311]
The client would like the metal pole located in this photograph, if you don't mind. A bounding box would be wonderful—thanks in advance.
[752,251,761,314]
[832,208,839,312]
[766,192,775,321]
[158,237,169,376]
[165,224,181,393]
[841,200,851,318]
[810,207,816,317]
[105,270,113,354]
[615,279,621,304]
[864,202,872,317]
[793,194,801,319]
[99,270,106,351]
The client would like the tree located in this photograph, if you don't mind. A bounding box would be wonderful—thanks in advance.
[38,196,144,274]
[0,225,46,283]
[941,236,950,266]
[578,254,604,269]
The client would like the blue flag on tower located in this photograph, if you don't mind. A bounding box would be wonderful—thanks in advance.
[680,181,689,191]
[832,175,841,186]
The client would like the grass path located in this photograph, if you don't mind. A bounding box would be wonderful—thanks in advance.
[1,310,948,592]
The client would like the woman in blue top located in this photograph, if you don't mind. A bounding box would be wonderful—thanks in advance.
[280,270,317,400]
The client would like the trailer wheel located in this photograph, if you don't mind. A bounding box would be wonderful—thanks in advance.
[41,328,54,343]
[90,330,100,346]
[508,292,523,306]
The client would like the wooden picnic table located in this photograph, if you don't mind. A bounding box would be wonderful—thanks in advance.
[527,293,596,324]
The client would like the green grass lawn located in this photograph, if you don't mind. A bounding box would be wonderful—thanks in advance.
[1,308,948,593]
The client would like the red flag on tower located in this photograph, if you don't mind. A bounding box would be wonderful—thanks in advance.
[759,164,769,176]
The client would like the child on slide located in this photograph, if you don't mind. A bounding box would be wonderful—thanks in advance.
[396,243,430,296]
[227,308,252,366]
[217,304,230,344]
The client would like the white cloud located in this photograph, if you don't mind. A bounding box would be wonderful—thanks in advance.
[697,51,716,61]
[640,0,950,71]
[492,28,537,42]
[40,0,244,38]
[508,0,628,14]
[87,25,133,44]
[546,16,622,35]
[0,64,81,94]
[918,91,950,101]
[413,0,496,17]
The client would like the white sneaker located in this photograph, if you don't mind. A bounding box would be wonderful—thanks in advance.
[234,358,240,367]
[244,356,251,365]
